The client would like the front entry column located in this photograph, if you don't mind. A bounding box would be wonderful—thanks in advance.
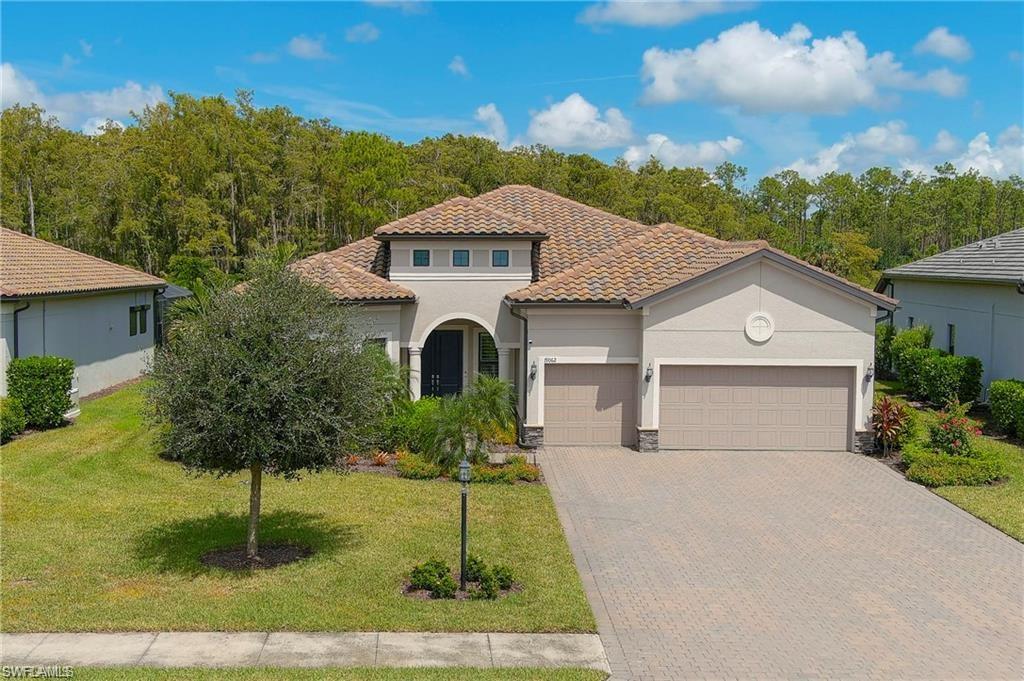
[497,348,511,382]
[408,347,422,400]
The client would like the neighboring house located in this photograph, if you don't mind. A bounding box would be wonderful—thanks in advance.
[876,227,1024,395]
[0,228,166,398]
[292,186,896,453]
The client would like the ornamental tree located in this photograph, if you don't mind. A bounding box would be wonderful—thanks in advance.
[146,261,396,560]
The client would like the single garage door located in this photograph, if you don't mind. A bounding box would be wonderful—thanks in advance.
[544,364,638,446]
[659,365,852,450]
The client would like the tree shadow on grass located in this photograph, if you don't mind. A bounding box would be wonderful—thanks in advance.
[135,510,361,576]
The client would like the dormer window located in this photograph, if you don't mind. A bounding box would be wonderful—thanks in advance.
[492,250,509,267]
[413,249,430,267]
[453,249,470,267]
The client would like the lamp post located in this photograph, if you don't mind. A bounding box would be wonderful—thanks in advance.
[458,456,471,591]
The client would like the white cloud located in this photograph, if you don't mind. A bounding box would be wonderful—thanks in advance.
[346,22,381,43]
[60,53,80,72]
[624,133,742,168]
[79,39,94,57]
[640,21,966,114]
[579,1,751,28]
[287,35,332,60]
[448,55,469,78]
[782,121,1023,179]
[1,62,164,133]
[785,121,918,177]
[474,103,508,146]
[914,27,972,62]
[526,93,632,150]
[364,0,428,14]
[247,51,279,64]
[951,126,1023,178]
[81,117,125,136]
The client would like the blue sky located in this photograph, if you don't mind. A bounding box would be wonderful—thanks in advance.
[3,1,1022,179]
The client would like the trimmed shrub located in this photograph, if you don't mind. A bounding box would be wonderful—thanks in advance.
[920,354,983,405]
[492,564,515,591]
[395,451,443,480]
[1,396,28,443]
[470,567,500,600]
[899,347,936,400]
[989,379,1024,439]
[464,554,486,583]
[891,326,933,377]
[384,397,441,454]
[928,401,981,458]
[482,420,517,446]
[904,445,1007,487]
[409,559,457,599]
[7,356,74,428]
[874,324,896,378]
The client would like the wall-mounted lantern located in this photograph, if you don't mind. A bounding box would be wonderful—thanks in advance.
[529,361,537,380]
[644,363,654,382]
[865,363,875,382]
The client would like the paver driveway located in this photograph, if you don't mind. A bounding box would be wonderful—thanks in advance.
[539,447,1024,680]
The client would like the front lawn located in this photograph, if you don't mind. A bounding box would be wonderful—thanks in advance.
[0,386,594,633]
[875,380,1024,542]
[69,669,607,681]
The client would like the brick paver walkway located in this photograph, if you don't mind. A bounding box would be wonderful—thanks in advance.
[539,447,1024,680]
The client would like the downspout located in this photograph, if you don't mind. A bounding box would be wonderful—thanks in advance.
[12,301,31,358]
[508,302,529,447]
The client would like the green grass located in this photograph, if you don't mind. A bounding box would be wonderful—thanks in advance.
[0,386,594,633]
[876,381,1024,542]
[67,669,607,681]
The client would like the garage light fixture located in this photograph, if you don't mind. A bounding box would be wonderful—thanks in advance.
[644,364,654,382]
[529,361,537,380]
[865,363,875,382]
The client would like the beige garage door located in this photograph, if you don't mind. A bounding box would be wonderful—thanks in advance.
[659,366,852,450]
[544,364,638,446]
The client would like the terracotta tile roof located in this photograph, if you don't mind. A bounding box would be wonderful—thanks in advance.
[374,196,547,239]
[0,227,165,297]
[473,185,652,279]
[289,251,414,303]
[326,237,390,276]
[507,224,763,304]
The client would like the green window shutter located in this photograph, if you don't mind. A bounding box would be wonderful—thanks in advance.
[129,306,137,336]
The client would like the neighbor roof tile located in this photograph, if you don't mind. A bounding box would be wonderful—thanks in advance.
[0,227,165,297]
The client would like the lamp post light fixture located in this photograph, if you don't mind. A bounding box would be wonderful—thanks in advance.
[458,456,471,591]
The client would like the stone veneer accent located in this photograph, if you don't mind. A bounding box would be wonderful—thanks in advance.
[853,430,876,454]
[637,429,659,452]
[521,425,544,448]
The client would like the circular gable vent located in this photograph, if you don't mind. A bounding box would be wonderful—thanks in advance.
[745,312,775,343]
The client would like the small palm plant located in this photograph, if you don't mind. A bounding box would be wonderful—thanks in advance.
[422,375,516,469]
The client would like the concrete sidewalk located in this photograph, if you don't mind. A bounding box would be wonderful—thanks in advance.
[0,632,609,671]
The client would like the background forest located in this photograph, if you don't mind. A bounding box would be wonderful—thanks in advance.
[3,92,1022,290]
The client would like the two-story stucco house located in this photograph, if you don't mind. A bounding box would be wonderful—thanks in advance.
[292,185,897,452]
[876,227,1024,395]
[0,228,166,399]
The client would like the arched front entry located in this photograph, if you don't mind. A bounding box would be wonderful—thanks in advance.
[409,317,508,400]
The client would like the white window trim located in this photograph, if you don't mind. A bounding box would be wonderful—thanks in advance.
[489,248,510,268]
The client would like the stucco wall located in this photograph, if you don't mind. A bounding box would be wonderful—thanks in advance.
[356,304,403,362]
[390,238,533,277]
[889,278,1024,390]
[522,309,643,425]
[395,279,526,348]
[640,260,876,436]
[0,289,159,398]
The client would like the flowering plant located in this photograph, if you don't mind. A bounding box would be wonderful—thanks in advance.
[928,399,981,457]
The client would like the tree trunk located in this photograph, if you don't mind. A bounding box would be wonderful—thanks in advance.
[247,462,262,559]
[26,176,36,237]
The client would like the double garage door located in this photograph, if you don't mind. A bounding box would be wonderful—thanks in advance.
[543,363,852,450]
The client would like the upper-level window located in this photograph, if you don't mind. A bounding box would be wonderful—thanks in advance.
[413,249,430,267]
[948,324,956,355]
[492,250,509,267]
[453,249,470,267]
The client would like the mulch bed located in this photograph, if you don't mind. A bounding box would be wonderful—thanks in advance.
[200,543,313,571]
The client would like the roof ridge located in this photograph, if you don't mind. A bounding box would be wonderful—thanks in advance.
[467,195,548,235]
[1,227,164,285]
[478,184,650,232]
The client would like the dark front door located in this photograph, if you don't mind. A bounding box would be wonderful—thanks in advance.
[423,329,463,397]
